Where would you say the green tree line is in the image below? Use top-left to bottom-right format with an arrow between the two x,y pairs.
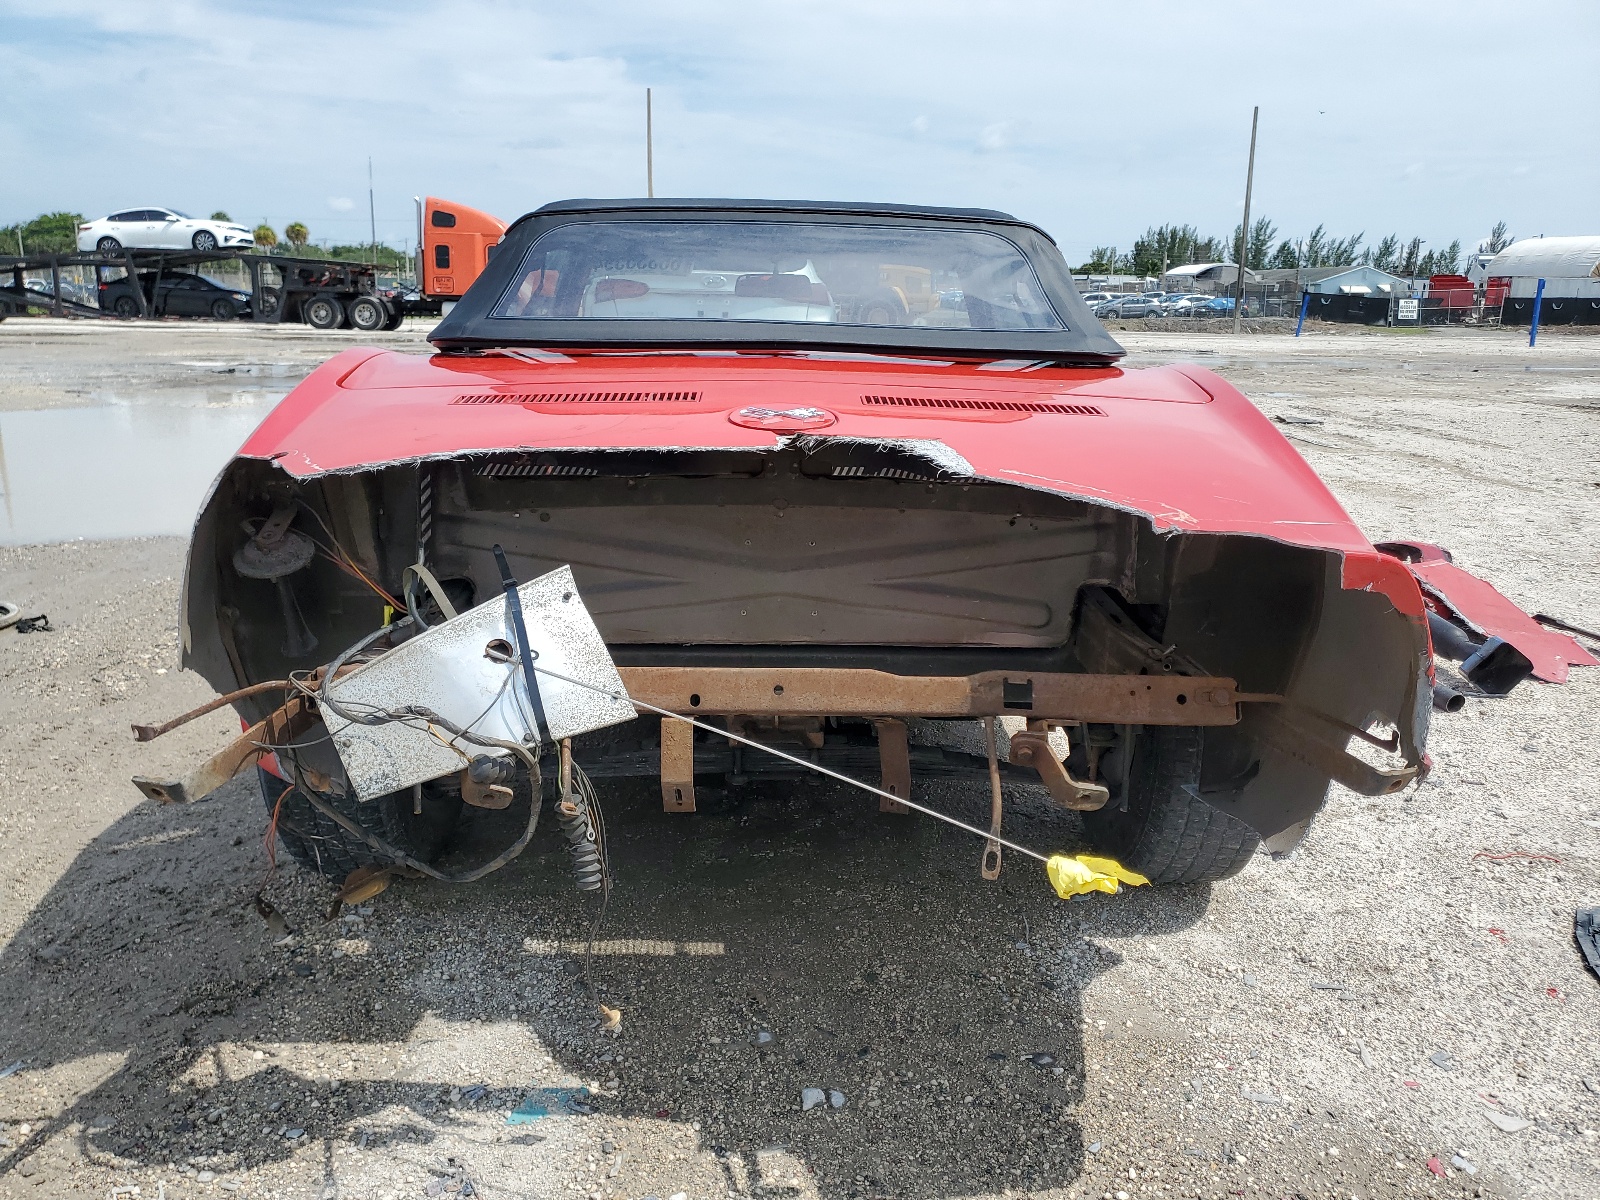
0,211 -> 83,255
1076,218 -> 1516,279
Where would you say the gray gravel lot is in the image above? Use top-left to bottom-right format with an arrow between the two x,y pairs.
1,321 -> 1597,1200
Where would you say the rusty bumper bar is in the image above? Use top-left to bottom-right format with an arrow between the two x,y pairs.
132,695 -> 315,805
615,667 -> 1245,724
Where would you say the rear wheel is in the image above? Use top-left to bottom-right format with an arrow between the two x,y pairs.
345,294 -> 387,332
259,767 -> 462,879
1080,726 -> 1260,884
858,290 -> 906,325
112,294 -> 140,318
303,294 -> 343,329
97,236 -> 123,256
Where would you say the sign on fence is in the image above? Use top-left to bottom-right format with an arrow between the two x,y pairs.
1396,298 -> 1419,322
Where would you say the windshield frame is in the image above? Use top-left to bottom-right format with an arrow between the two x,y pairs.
430,201 -> 1124,364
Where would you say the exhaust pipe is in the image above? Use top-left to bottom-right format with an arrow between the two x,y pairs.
1432,683 -> 1466,713
1426,611 -> 1534,696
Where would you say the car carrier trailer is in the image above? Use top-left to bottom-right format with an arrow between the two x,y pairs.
0,245 -> 403,330
3,195 -> 506,327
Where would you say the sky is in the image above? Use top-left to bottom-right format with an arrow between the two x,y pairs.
3,1 -> 1597,264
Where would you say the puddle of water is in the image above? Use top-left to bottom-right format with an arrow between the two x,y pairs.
0,392 -> 283,545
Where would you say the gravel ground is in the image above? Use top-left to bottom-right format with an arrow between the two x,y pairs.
1,322 -> 1597,1200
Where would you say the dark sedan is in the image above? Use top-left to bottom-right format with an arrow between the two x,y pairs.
98,271 -> 253,320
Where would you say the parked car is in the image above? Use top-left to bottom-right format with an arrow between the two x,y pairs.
159,197 -> 1592,900
1094,294 -> 1164,318
1160,294 -> 1209,317
78,209 -> 256,255
98,271 -> 252,319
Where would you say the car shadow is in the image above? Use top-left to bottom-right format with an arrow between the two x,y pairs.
0,771 -> 1211,1198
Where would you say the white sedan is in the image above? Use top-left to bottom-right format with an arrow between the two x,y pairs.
77,208 -> 256,255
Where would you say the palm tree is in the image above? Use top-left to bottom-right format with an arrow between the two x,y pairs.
253,225 -> 278,250
284,222 -> 310,249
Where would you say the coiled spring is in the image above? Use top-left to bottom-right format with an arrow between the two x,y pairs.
556,756 -> 606,892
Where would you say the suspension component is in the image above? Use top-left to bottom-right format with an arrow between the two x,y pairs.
555,739 -> 605,891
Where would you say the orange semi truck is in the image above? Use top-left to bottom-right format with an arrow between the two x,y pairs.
414,195 -> 507,315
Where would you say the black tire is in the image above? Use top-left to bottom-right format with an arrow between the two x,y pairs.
382,304 -> 405,331
97,236 -> 123,256
111,294 -> 140,318
210,298 -> 235,320
192,229 -> 218,252
258,767 -> 462,880
1080,726 -> 1259,884
259,286 -> 281,318
345,294 -> 387,332
303,294 -> 343,329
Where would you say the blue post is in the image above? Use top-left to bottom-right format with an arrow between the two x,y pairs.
1294,291 -> 1310,337
1528,278 -> 1546,347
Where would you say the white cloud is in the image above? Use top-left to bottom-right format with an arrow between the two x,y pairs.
326,197 -> 355,212
1,0 -> 1596,261
978,122 -> 1009,153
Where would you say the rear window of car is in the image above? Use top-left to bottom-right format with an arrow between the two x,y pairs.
491,219 -> 1064,331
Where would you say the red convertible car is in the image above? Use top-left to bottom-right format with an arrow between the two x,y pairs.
167,200 -> 1594,887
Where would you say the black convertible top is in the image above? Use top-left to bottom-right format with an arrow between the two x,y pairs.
430,199 -> 1124,364
528,197 -> 1027,226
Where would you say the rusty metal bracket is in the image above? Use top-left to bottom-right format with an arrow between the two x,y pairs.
132,695 -> 313,805
1252,704 -> 1418,797
459,769 -> 514,810
660,716 -> 696,812
1008,729 -> 1110,811
874,718 -> 912,814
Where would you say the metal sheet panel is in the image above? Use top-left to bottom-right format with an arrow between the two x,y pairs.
324,566 -> 636,800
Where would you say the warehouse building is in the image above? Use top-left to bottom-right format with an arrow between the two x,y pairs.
1484,236 -> 1600,325
1158,262 -> 1259,294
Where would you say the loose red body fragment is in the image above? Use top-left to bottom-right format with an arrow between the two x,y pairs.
1407,558 -> 1598,683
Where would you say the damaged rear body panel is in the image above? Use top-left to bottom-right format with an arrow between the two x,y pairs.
168,200 -> 1592,886
186,350 -> 1433,855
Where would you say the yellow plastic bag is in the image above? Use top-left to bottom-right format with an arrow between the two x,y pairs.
1045,854 -> 1150,899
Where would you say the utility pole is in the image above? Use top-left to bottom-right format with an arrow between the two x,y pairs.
646,88 -> 655,198
368,157 -> 377,266
1234,105 -> 1258,335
